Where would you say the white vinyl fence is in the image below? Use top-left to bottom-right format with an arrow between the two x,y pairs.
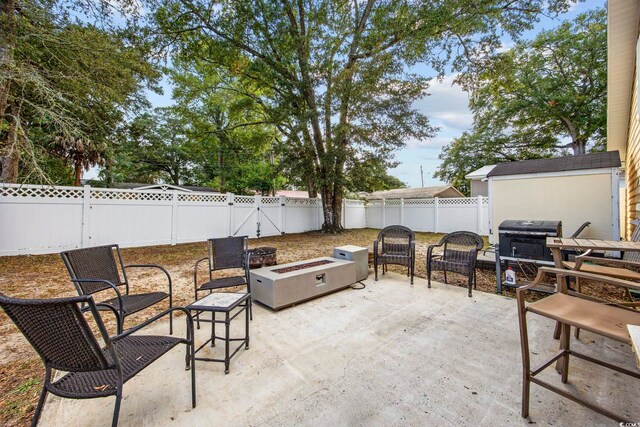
0,184 -> 366,255
0,184 -> 487,256
365,196 -> 489,235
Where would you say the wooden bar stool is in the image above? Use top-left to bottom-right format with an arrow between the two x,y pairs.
517,267 -> 640,422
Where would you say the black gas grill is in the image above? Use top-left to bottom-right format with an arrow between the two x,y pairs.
498,220 -> 562,262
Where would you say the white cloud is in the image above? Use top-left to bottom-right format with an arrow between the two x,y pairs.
386,74 -> 473,187
413,74 -> 473,132
404,135 -> 453,150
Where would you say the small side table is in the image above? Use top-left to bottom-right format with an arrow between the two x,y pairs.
187,292 -> 250,374
333,245 -> 368,281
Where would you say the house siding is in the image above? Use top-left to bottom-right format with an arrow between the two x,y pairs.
627,68 -> 640,239
489,173 -> 615,244
470,180 -> 488,197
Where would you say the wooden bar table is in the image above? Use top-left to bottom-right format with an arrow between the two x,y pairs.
546,237 -> 640,260
546,237 -> 640,290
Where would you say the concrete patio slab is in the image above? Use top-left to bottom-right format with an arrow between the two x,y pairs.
40,273 -> 640,426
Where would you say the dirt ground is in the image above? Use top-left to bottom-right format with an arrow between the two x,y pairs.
0,229 -> 634,426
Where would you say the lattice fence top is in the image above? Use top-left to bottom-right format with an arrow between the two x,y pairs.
91,189 -> 173,201
0,185 -> 83,199
385,199 -> 401,206
368,200 -> 383,205
178,193 -> 227,203
262,197 -> 280,205
344,199 -> 365,205
286,197 -> 319,205
438,197 -> 478,205
404,198 -> 435,205
234,195 -> 255,205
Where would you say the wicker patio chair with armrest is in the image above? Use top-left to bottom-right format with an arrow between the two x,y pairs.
194,236 -> 252,325
374,225 -> 416,284
0,293 -> 195,427
61,245 -> 173,334
427,231 -> 484,297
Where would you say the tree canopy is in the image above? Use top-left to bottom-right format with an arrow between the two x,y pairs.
436,8 -> 606,192
0,0 -> 160,184
147,0 -> 574,231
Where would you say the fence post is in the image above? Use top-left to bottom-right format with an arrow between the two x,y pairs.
382,198 -> 386,228
434,197 -> 439,232
342,199 -> 346,229
280,195 -> 286,234
400,198 -> 404,226
227,193 -> 234,237
81,185 -> 91,248
477,195 -> 483,234
171,190 -> 178,245
255,194 -> 262,238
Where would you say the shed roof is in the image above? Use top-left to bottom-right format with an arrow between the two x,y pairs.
465,165 -> 496,180
487,151 -> 621,178
365,185 -> 464,200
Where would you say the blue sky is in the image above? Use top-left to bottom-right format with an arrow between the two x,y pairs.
392,0 -> 606,187
103,0 -> 606,187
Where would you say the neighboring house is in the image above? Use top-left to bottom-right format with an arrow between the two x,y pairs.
274,190 -> 318,198
608,0 -> 640,239
486,152 -> 622,244
364,185 -> 464,200
465,165 -> 496,197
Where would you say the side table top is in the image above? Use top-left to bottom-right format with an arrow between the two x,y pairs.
334,245 -> 367,252
188,292 -> 249,311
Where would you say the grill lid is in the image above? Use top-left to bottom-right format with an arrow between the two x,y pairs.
498,220 -> 561,234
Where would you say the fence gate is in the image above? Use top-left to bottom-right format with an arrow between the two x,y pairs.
231,195 -> 284,237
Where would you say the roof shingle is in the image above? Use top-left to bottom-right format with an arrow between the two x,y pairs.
487,151 -> 621,178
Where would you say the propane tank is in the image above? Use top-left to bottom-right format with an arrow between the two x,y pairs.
505,266 -> 516,286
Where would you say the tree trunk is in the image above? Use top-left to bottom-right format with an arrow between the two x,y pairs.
0,0 -> 16,115
73,160 -> 82,186
217,150 -> 224,191
572,139 -> 586,155
0,149 -> 18,182
0,0 -> 17,182
320,196 -> 343,232
319,163 -> 343,233
307,182 -> 317,198
0,103 -> 19,183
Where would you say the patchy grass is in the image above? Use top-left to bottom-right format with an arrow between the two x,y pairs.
0,228 -> 631,426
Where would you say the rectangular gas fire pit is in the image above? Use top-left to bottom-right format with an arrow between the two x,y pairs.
250,257 -> 356,309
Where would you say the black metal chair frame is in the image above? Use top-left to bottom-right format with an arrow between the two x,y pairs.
61,244 -> 173,334
374,225 -> 416,284
193,236 -> 252,327
426,231 -> 484,297
0,293 -> 195,427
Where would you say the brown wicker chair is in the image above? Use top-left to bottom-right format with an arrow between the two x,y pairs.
374,225 -> 416,284
0,293 -> 195,427
427,231 -> 484,297
61,245 -> 173,334
194,236 -> 252,325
